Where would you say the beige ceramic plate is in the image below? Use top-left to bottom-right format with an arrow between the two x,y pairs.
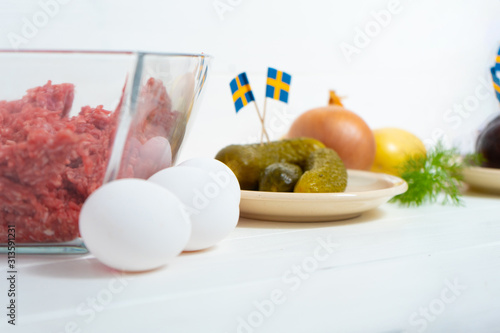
463,167 -> 500,194
240,170 -> 407,222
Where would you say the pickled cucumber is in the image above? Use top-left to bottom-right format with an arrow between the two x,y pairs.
294,148 -> 347,193
259,163 -> 302,192
215,138 -> 325,190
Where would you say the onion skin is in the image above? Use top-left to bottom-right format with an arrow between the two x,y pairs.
286,92 -> 375,170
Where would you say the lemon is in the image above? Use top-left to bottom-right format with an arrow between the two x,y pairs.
371,128 -> 426,176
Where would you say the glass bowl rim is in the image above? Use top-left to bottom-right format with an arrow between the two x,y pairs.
0,49 -> 212,59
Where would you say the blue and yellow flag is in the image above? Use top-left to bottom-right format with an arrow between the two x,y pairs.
230,73 -> 255,113
492,67 -> 500,103
496,47 -> 500,72
266,68 -> 292,103
493,46 -> 500,103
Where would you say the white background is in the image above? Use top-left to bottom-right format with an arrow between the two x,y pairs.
0,0 -> 499,160
1,3 -> 500,333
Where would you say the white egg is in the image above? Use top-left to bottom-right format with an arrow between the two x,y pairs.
79,179 -> 191,272
178,157 -> 241,205
148,166 -> 239,251
140,136 -> 172,170
133,136 -> 172,179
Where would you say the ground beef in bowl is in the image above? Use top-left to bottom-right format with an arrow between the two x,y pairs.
0,81 -> 118,243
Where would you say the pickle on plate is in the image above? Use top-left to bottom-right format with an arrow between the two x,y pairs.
294,147 -> 347,193
259,162 -> 303,192
215,138 -> 324,190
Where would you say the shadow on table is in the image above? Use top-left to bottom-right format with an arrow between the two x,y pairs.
22,256 -> 150,279
463,187 -> 500,198
236,207 -> 386,229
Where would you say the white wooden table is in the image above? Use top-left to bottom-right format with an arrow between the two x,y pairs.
2,191 -> 500,333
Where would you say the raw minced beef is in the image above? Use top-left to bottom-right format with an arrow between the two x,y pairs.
0,78 -> 180,243
0,81 -> 118,243
118,78 -> 180,178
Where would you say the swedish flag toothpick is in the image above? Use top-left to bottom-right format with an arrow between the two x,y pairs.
492,68 -> 500,103
492,46 -> 500,103
230,72 -> 269,142
266,68 -> 292,103
230,73 -> 255,113
495,46 -> 500,72
229,68 -> 292,144
261,67 -> 292,142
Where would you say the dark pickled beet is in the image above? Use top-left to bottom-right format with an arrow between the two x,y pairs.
476,115 -> 500,168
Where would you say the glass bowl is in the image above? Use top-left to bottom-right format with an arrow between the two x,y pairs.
0,50 -> 211,253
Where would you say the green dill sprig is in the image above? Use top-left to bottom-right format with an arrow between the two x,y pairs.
390,142 -> 482,207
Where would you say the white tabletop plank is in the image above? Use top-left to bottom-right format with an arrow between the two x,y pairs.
2,192 -> 500,333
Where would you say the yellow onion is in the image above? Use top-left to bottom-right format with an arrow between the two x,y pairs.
287,91 -> 375,170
